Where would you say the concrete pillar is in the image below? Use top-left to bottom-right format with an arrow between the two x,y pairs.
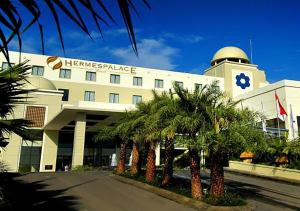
72,113 -> 86,169
39,130 -> 59,172
155,143 -> 160,166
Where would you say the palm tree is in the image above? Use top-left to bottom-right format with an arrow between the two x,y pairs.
0,61 -> 34,146
205,96 -> 265,198
150,90 -> 178,186
94,113 -> 132,174
135,101 -> 159,183
172,81 -> 235,200
172,83 -> 213,199
127,110 -> 144,176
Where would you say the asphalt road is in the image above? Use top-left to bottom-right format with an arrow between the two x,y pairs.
6,171 -> 195,211
175,170 -> 300,211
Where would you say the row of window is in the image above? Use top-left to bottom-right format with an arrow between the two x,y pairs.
1,62 -> 210,90
58,89 -> 142,104
1,62 -> 197,89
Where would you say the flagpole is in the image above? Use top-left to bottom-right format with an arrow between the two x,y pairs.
261,101 -> 266,135
290,104 -> 295,139
275,91 -> 281,137
250,39 -> 253,63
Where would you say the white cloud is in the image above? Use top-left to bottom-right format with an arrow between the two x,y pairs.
8,37 -> 40,53
162,32 -> 204,44
110,38 -> 180,70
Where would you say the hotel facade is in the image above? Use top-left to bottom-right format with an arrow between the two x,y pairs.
1,47 -> 299,172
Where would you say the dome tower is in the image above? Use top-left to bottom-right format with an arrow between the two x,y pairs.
211,46 -> 250,66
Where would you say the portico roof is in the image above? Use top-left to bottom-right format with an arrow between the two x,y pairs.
43,102 -> 136,131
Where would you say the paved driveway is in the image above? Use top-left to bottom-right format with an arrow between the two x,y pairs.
5,171 -> 195,211
175,170 -> 300,211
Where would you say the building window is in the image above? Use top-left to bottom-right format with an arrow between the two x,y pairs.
175,81 -> 183,88
1,62 -> 15,69
84,91 -> 95,102
25,106 -> 46,128
195,83 -> 202,90
132,95 -> 142,105
109,93 -> 119,103
110,74 -> 120,84
58,89 -> 69,101
212,85 -> 220,92
86,71 -> 96,81
133,77 -> 142,86
59,68 -> 71,79
155,79 -> 164,88
32,66 -> 44,76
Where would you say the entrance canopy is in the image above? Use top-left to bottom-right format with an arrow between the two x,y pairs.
44,101 -> 136,131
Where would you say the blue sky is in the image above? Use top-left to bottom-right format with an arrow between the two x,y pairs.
8,0 -> 300,82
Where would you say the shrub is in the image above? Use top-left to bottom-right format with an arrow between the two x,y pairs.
204,189 -> 246,206
72,165 -> 94,171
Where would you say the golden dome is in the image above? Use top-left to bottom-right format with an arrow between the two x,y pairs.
211,46 -> 250,66
240,151 -> 255,159
24,77 -> 57,90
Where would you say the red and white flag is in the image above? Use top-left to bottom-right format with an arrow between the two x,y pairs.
275,92 -> 287,121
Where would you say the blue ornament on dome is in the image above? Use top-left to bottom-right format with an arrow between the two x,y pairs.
236,73 -> 250,89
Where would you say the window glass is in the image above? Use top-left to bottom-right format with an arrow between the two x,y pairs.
84,91 -> 95,101
132,95 -> 142,104
133,77 -> 142,86
195,83 -> 202,90
86,71 -> 96,81
59,69 -> 71,79
212,85 -> 220,92
1,62 -> 15,69
155,79 -> 164,88
110,74 -> 120,84
109,93 -> 119,103
32,66 -> 44,76
175,81 -> 183,88
58,89 -> 69,101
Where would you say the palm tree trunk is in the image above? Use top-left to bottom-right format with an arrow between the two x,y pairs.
210,155 -> 224,198
146,141 -> 156,183
189,148 -> 202,199
130,141 -> 140,175
116,142 -> 126,174
162,137 -> 174,186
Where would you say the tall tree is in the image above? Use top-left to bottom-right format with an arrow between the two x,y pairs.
137,101 -> 160,183
150,90 -> 178,186
94,113 -> 132,174
205,97 -> 265,198
172,83 -> 213,199
128,110 -> 144,176
172,81 -> 228,199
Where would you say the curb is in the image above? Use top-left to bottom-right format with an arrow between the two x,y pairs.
224,168 -> 300,186
111,174 -> 256,211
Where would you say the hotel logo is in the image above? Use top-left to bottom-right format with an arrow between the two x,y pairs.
46,56 -> 62,70
46,56 -> 137,74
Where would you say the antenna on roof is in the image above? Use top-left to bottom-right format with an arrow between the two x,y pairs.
249,39 -> 253,63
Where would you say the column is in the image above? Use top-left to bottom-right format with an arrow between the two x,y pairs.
39,130 -> 59,172
155,143 -> 160,166
72,113 -> 86,169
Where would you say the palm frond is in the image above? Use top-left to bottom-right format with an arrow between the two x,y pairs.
1,0 -> 150,62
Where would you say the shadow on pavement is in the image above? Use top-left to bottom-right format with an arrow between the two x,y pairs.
175,169 -> 300,210
0,172 -> 79,211
225,180 -> 300,210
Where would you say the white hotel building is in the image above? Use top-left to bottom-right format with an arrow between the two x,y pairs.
0,47 -> 299,172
